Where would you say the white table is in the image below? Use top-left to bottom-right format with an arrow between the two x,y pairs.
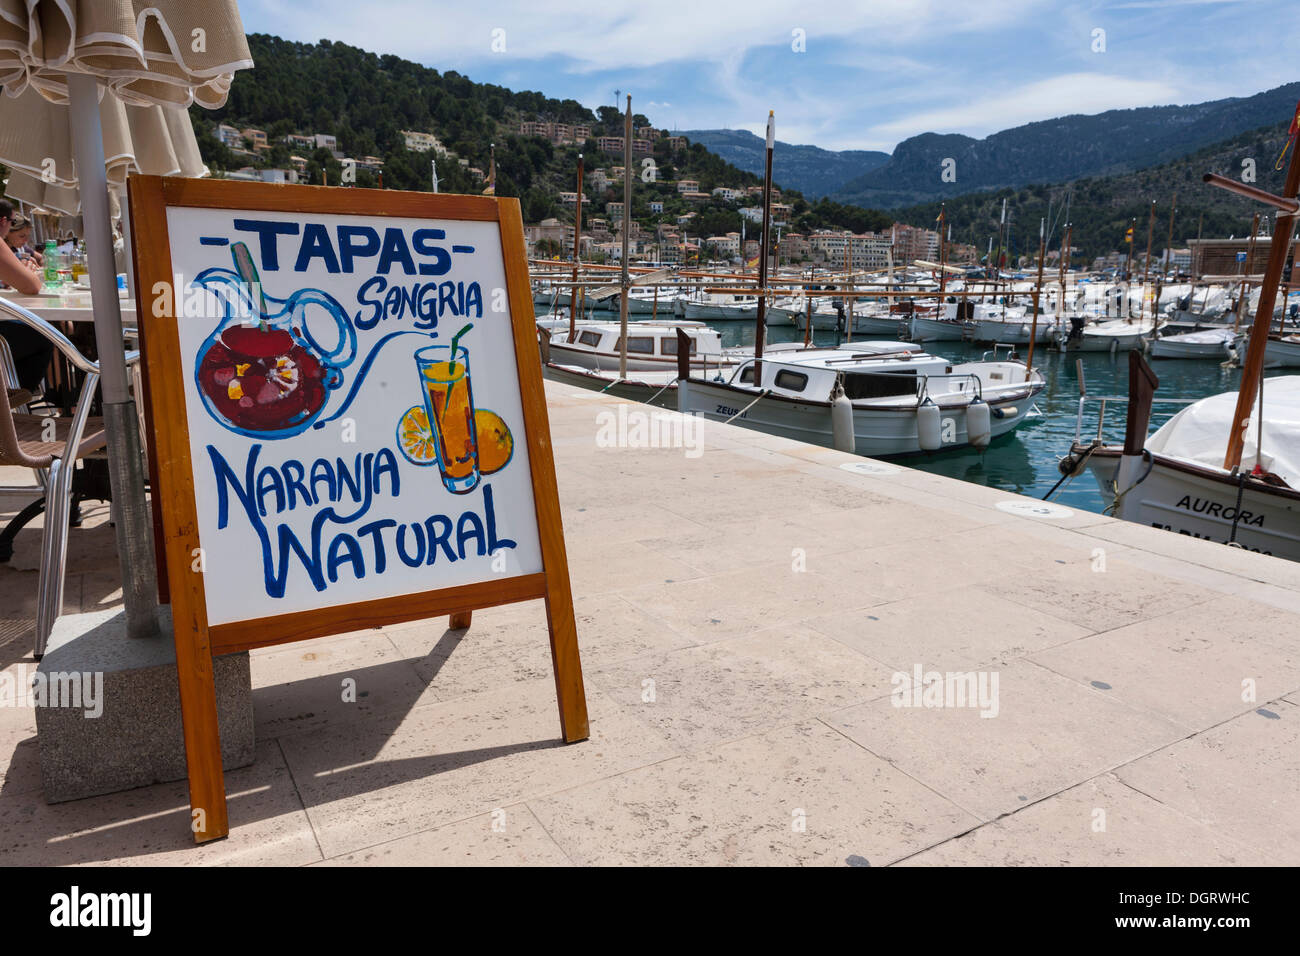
1,290 -> 138,326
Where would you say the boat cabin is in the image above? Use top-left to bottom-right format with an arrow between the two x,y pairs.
726,343 -> 954,402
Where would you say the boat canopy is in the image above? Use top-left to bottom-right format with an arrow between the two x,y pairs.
1145,376 -> 1300,487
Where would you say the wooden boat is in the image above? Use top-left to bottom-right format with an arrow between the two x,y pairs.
1060,120 -> 1300,561
1148,327 -> 1240,360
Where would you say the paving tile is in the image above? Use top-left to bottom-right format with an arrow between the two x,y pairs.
590,625 -> 897,753
830,530 -> 1038,603
975,555 -> 1212,632
530,720 -> 979,866
0,739 -> 320,866
635,513 -> 862,577
314,803 -> 571,866
1030,596 -> 1300,730
899,773 -> 1277,866
277,677 -> 676,859
825,660 -> 1188,821
385,593 -> 695,707
250,630 -> 426,740
1115,700 -> 1300,864
808,584 -> 1096,673
618,563 -> 884,644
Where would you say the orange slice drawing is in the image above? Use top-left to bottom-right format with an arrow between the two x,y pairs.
397,405 -> 438,466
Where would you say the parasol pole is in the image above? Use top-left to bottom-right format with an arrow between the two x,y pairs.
67,73 -> 157,640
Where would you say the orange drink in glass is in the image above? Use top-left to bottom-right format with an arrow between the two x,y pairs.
415,345 -> 480,494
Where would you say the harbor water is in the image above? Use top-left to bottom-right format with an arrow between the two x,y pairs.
709,321 -> 1250,515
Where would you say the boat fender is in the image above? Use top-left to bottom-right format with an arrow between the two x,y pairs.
831,382 -> 856,454
916,398 -> 942,451
966,398 -> 991,449
991,405 -> 1018,420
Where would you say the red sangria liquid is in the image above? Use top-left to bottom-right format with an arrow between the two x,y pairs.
197,324 -> 328,434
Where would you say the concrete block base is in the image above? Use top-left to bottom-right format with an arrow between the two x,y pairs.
35,605 -> 254,804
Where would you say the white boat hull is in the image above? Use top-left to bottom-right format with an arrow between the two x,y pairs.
543,363 -> 679,408
1149,331 -> 1237,360
969,318 -> 1059,344
1264,337 -> 1300,368
684,302 -> 758,320
678,378 -> 1040,458
908,315 -> 968,342
1066,320 -> 1159,352
1084,450 -> 1300,561
852,313 -> 908,337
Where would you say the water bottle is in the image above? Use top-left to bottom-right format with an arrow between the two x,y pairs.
43,240 -> 59,287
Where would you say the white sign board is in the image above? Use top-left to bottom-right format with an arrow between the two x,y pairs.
162,206 -> 543,625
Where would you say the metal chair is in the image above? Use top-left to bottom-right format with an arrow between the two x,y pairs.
0,298 -> 139,657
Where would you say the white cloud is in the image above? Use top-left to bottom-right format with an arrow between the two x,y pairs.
242,0 -> 1049,74
868,73 -> 1183,141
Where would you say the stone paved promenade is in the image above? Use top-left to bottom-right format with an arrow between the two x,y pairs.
1,379 -> 1297,865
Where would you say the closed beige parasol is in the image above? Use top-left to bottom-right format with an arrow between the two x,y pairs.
0,0 -> 253,643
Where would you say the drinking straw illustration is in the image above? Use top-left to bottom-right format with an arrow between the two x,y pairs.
446,322 -> 474,416
231,241 -> 268,330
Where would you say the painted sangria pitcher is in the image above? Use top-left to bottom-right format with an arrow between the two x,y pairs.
192,242 -> 358,439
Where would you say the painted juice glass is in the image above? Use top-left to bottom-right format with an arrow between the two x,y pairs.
415,345 -> 480,494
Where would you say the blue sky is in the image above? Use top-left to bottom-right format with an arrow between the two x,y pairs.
239,0 -> 1296,152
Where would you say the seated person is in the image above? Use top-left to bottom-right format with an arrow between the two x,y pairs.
0,199 -> 52,392
5,214 -> 43,266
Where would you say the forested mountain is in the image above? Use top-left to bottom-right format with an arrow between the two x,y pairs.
190,34 -> 785,236
892,119 -> 1293,263
681,129 -> 889,199
832,82 -> 1300,209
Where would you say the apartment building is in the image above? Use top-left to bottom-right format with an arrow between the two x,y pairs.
705,233 -> 741,256
401,130 -> 440,153
676,179 -> 700,194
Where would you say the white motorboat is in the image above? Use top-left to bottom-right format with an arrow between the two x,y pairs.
675,341 -> 1045,458
1060,317 -> 1160,352
852,307 -> 909,337
965,303 -> 1060,344
1149,327 -> 1239,360
908,307 -> 968,342
542,364 -> 683,408
1263,335 -> 1300,368
541,321 -> 741,374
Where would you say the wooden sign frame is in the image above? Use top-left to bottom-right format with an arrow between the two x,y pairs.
127,176 -> 588,843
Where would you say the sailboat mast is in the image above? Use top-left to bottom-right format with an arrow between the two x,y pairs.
1208,136 -> 1300,470
618,96 -> 633,379
1026,218 -> 1046,373
571,153 -> 584,339
1142,200 -> 1156,317
1234,212 -> 1261,332
754,110 -> 775,373
937,205 -> 947,298
1058,222 -> 1071,315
